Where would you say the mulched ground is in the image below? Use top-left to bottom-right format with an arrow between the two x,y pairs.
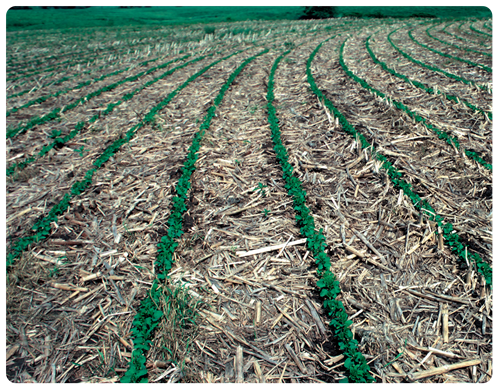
5,17 -> 492,383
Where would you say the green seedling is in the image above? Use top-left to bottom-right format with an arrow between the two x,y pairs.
254,182 -> 267,197
74,145 -> 88,157
49,130 -> 62,138
49,266 -> 59,277
384,339 -> 407,367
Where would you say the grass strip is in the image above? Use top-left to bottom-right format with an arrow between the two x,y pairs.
267,48 -> 374,383
342,38 -> 491,171
428,23 -> 491,57
366,35 -> 491,120
120,48 -> 269,383
307,37 -> 492,288
387,26 -> 490,92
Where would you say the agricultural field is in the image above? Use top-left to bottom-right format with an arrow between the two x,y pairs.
5,13 -> 492,384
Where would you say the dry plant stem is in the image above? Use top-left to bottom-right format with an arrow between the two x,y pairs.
407,359 -> 482,381
236,238 -> 307,257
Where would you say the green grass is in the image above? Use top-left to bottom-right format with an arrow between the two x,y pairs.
6,6 -> 492,32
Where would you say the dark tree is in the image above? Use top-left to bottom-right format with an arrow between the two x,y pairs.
300,6 -> 338,20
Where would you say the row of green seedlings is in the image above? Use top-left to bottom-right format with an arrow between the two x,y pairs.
341,37 -> 492,171
387,26 -> 490,93
6,30 -> 172,80
422,21 -> 494,61
407,25 -> 491,73
6,26 -> 250,100
365,34 -> 491,120
5,22 -> 360,177
5,54 -> 191,142
6,48 -> 249,270
6,45 -> 127,80
120,48 -> 269,383
6,49 -> 203,139
6,30 -> 164,70
6,23 -> 260,81
6,19 -> 324,81
1,44 -> 268,383
468,22 -> 492,38
6,50 -> 189,117
6,32 -> 288,176
5,25 -> 350,384
120,21 -> 376,384
7,38 -> 189,100
440,21 -> 493,47
444,20 -> 490,48
7,47 -> 136,83
7,46 -> 87,69
5,24 -> 308,118
482,22 -> 495,32
6,21 -> 260,69
5,27 -> 286,140
455,22 -> 494,47
7,15 -> 376,86
6,23 -> 282,110
307,37 -> 492,289
7,16 -> 368,98
267,49 -> 374,383
6,53 -> 211,177
9,60 -> 125,100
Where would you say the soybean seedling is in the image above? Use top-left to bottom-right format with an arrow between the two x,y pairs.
254,182 -> 267,197
49,130 -> 62,138
74,145 -> 88,157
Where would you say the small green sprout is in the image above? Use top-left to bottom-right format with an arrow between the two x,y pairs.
49,266 -> 59,277
254,182 -> 267,197
49,130 -> 62,139
74,145 -> 88,157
